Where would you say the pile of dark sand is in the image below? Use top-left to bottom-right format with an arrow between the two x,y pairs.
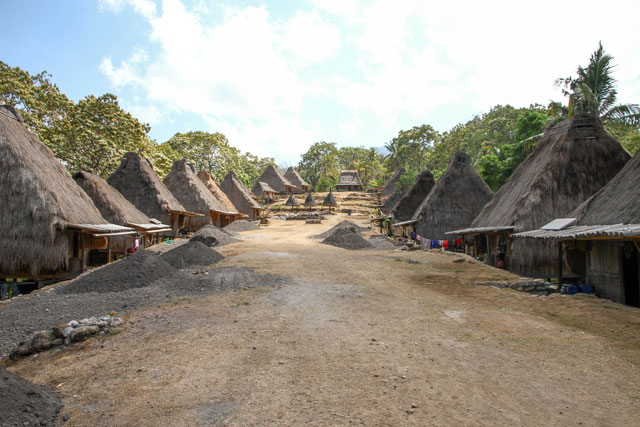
224,220 -> 261,232
59,250 -> 176,294
159,241 -> 225,269
322,228 -> 373,250
314,220 -> 368,239
0,367 -> 62,426
190,225 -> 238,247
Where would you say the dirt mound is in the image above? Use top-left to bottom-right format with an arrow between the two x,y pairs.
156,266 -> 286,295
314,220 -> 368,239
0,367 -> 62,426
224,220 -> 261,232
322,228 -> 373,250
159,241 -> 225,269
190,225 -> 238,247
59,250 -> 176,294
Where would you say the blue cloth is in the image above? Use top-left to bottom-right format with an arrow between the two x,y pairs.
430,240 -> 438,249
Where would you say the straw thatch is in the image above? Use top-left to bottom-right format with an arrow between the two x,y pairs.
391,170 -> 436,222
336,170 -> 363,191
381,167 -> 406,198
251,181 -> 277,202
471,114 -> 630,276
163,160 -> 231,230
196,171 -> 239,213
0,105 -> 109,277
255,164 -> 297,194
220,171 -> 263,220
285,194 -> 300,207
413,152 -> 493,240
284,167 -> 310,193
304,191 -> 316,207
571,148 -> 640,225
107,152 -> 188,224
323,189 -> 337,207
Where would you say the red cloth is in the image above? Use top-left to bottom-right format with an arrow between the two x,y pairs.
456,238 -> 462,246
443,240 -> 449,248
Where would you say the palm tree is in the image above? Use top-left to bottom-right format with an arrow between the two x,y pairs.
555,42 -> 639,125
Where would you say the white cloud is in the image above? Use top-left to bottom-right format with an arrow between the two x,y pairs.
101,0 -> 640,163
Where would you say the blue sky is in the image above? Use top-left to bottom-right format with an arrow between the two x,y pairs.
2,0 -> 639,164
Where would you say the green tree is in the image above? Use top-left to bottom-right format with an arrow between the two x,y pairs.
555,42 -> 639,125
297,142 -> 340,190
384,124 -> 438,172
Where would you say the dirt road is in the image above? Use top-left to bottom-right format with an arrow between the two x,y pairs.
6,214 -> 640,426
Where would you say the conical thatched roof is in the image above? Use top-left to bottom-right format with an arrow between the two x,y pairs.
255,164 -> 297,193
304,191 -> 316,207
413,152 -> 493,240
285,167 -> 309,191
251,181 -> 277,198
571,148 -> 640,225
220,171 -> 263,220
323,189 -> 337,207
471,114 -> 630,276
0,105 -> 110,277
337,170 -> 363,188
108,152 -> 190,223
391,170 -> 436,222
285,194 -> 300,206
74,171 -> 152,226
381,167 -> 406,198
196,171 -> 239,214
163,160 -> 231,230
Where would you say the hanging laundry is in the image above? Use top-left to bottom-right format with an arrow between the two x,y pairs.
443,240 -> 449,249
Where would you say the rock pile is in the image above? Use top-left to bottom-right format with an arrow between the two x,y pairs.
159,241 -> 225,269
59,250 -> 176,294
474,279 -> 556,296
322,228 -> 374,250
9,314 -> 124,360
314,220 -> 367,239
190,225 -> 238,247
224,220 -> 261,232
0,366 -> 62,427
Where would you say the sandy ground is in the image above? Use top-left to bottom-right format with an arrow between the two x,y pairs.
5,212 -> 640,426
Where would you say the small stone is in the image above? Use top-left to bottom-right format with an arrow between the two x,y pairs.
97,321 -> 108,329
31,330 -> 56,351
62,327 -> 73,338
52,339 -> 64,347
79,318 -> 89,325
62,414 -> 70,422
52,325 -> 67,339
70,325 -> 100,342
9,343 -> 32,360
68,320 -> 79,328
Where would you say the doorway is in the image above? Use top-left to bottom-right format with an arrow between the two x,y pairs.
622,242 -> 639,307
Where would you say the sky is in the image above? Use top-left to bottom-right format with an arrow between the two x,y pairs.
2,0 -> 639,164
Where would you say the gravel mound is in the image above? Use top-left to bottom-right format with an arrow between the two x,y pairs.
322,228 -> 373,250
368,235 -> 401,250
0,366 -> 62,426
314,220 -> 367,239
159,241 -> 225,269
224,220 -> 261,232
58,250 -> 176,294
190,225 -> 238,247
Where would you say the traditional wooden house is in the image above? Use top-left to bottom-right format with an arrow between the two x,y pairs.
108,152 -> 201,235
323,189 -> 338,209
284,167 -> 310,193
336,170 -> 364,192
164,160 -> 245,229
285,193 -> 300,210
255,165 -> 297,194
0,105 -> 135,279
448,114 -> 630,277
220,171 -> 264,220
381,167 -> 406,212
390,170 -> 435,222
251,181 -> 277,203
74,171 -> 171,252
513,149 -> 640,305
406,152 -> 493,241
196,171 -> 245,220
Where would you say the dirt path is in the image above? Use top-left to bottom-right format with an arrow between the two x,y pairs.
6,214 -> 640,426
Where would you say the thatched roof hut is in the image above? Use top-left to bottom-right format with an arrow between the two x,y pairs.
323,189 -> 337,207
336,170 -> 363,192
251,181 -> 277,203
74,171 -> 170,250
108,152 -> 200,234
196,171 -> 240,213
255,165 -> 297,194
285,167 -> 310,193
0,105 -> 134,278
220,171 -> 264,220
413,152 -> 493,241
391,170 -> 436,222
304,191 -> 316,207
465,114 -> 630,277
381,167 -> 406,198
164,160 -> 246,230
285,194 -> 300,208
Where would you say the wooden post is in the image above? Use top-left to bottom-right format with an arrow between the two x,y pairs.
557,240 -> 563,287
107,236 -> 111,263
